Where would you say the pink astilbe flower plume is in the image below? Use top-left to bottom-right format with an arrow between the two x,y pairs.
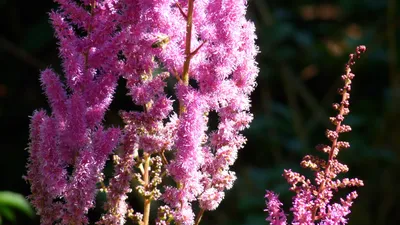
105,0 -> 258,224
26,111 -> 63,225
265,46 -> 366,225
264,191 -> 287,225
90,0 -> 258,223
26,0 -> 123,224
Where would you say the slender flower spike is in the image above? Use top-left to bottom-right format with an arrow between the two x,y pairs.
265,46 -> 366,225
264,191 -> 287,225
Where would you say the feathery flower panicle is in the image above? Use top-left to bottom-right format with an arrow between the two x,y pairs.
265,46 -> 366,225
264,191 -> 287,225
26,0 -> 122,224
113,0 -> 258,224
98,125 -> 139,225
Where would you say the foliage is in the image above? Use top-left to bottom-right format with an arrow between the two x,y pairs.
0,191 -> 34,224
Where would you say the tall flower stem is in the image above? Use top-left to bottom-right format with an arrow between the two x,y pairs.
143,153 -> 151,225
194,208 -> 205,225
179,0 -> 195,115
182,0 -> 194,86
311,67 -> 352,220
83,0 -> 95,70
311,46 -> 366,221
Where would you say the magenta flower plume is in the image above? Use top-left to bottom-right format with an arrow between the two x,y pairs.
26,0 -> 123,224
26,111 -> 63,225
116,0 -> 259,224
264,191 -> 287,225
98,123 -> 139,225
164,86 -> 208,224
264,46 -> 366,225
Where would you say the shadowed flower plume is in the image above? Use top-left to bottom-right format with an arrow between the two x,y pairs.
26,0 -> 122,224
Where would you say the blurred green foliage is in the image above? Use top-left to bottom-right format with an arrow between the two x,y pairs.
1,0 -> 400,224
0,191 -> 34,224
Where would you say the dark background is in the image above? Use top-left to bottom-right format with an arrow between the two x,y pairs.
1,0 -> 399,224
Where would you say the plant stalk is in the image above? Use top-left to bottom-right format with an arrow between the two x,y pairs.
143,153 -> 151,225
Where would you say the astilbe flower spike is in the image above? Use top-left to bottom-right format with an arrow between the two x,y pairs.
265,45 -> 366,225
26,1 -> 123,224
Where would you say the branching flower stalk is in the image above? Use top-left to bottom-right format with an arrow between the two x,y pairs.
264,45 -> 366,225
26,0 -> 259,225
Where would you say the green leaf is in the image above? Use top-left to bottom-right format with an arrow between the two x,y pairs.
0,206 -> 16,223
0,191 -> 34,219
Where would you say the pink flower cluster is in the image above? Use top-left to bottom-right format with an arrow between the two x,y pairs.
26,0 -> 258,225
26,0 -> 123,224
264,46 -> 366,225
